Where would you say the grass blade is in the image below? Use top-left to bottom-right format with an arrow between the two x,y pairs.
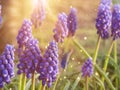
71,74 -> 81,90
94,64 -> 115,90
93,75 -> 105,90
63,80 -> 71,90
72,38 -> 91,58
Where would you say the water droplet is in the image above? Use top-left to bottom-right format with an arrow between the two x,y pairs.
78,62 -> 80,64
45,46 -> 47,49
72,57 -> 75,61
64,76 -> 66,79
77,77 -> 80,80
80,50 -> 82,52
60,78 -> 62,81
84,37 -> 87,40
95,72 -> 98,76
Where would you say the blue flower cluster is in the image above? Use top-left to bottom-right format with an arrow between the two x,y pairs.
16,19 -> 32,48
53,13 -> 68,42
0,44 -> 15,87
96,0 -> 112,39
37,41 -> 59,87
31,0 -> 46,28
81,58 -> 93,77
61,52 -> 69,69
67,7 -> 77,36
111,4 -> 120,40
17,38 -> 42,78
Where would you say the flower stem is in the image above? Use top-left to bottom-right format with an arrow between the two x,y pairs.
114,40 -> 118,90
85,76 -> 88,90
41,85 -> 46,90
22,73 -> 26,90
92,36 -> 101,90
100,41 -> 114,90
103,41 -> 114,75
38,81 -> 42,90
93,36 -> 101,64
18,74 -> 22,90
72,38 -> 91,58
31,72 -> 35,90
53,75 -> 60,90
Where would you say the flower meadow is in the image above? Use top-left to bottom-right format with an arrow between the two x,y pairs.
1,0 -> 120,90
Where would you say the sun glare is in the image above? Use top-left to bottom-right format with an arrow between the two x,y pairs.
32,0 -> 47,7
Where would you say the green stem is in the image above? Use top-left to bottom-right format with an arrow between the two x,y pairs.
86,77 -> 88,90
21,73 -> 27,90
94,64 -> 115,90
31,72 -> 35,90
114,40 -> 118,90
38,81 -> 42,90
41,85 -> 46,90
100,41 -> 114,90
102,41 -> 114,76
53,75 -> 60,90
72,38 -> 91,58
93,36 -> 101,64
18,74 -> 23,90
65,38 -> 71,52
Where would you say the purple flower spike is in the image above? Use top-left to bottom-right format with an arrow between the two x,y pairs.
111,4 -> 120,40
37,41 -> 59,88
96,0 -> 112,39
61,53 -> 68,69
17,38 -> 42,78
81,58 -> 93,77
0,44 -> 15,87
100,0 -> 111,5
31,0 -> 46,28
67,7 -> 77,36
16,19 -> 32,48
53,13 -> 68,43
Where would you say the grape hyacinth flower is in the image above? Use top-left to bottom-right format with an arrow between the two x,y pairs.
16,19 -> 32,48
0,44 -> 15,87
81,58 -> 93,77
61,53 -> 68,69
17,38 -> 42,78
31,0 -> 46,28
37,41 -> 59,87
53,13 -> 68,43
111,4 -> 120,40
96,0 -> 112,39
67,7 -> 77,36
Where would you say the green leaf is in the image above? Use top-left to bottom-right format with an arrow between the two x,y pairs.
63,80 -> 71,90
72,38 -> 91,58
71,74 -> 81,90
112,0 -> 120,4
93,75 -> 105,90
25,79 -> 31,90
25,74 -> 39,90
4,85 -> 9,90
94,64 -> 115,90
38,81 -> 42,90
109,57 -> 120,83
